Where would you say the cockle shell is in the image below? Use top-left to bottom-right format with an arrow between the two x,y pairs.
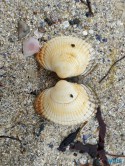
36,36 -> 95,78
34,80 -> 97,125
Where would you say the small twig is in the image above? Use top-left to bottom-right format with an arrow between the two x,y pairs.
82,64 -> 98,78
76,121 -> 88,139
106,152 -> 125,158
86,0 -> 94,16
0,135 -> 21,143
99,56 -> 125,83
80,0 -> 94,16
0,135 -> 26,153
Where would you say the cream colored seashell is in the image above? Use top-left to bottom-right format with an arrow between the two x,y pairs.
36,36 -> 95,78
34,80 -> 97,125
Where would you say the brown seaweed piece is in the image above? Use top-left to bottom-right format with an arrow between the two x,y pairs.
96,107 -> 110,166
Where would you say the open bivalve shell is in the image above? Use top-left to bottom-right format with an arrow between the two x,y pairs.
36,36 -> 95,78
34,80 -> 97,125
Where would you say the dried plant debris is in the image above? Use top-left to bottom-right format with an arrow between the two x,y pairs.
18,20 -> 30,40
58,127 -> 80,152
99,56 -> 125,83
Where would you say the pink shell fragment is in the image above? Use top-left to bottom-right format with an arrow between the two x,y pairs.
23,37 -> 40,57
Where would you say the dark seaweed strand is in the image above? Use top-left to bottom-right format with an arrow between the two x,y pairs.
99,55 -> 125,83
96,107 -> 110,166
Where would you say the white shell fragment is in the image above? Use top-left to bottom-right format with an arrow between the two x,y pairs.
34,80 -> 97,125
23,37 -> 40,57
36,36 -> 95,78
34,29 -> 43,39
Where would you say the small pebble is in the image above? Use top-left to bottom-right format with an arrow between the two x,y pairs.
73,153 -> 77,156
48,144 -> 54,149
61,21 -> 70,29
44,18 -> 54,26
0,69 -> 6,76
30,90 -> 38,96
117,20 -> 123,26
102,38 -> 107,42
89,29 -> 94,34
38,27 -> 46,33
50,12 -> 60,23
86,138 -> 97,144
33,11 -> 37,15
79,158 -> 86,164
18,20 -> 30,40
69,18 -> 80,25
40,37 -> 48,42
0,40 -> 4,47
83,30 -> 88,36
95,34 -> 102,41
8,35 -> 16,42
39,20 -> 46,27
82,134 -> 91,143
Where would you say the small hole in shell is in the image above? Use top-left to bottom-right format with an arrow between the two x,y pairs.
71,44 -> 75,47
70,94 -> 73,98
